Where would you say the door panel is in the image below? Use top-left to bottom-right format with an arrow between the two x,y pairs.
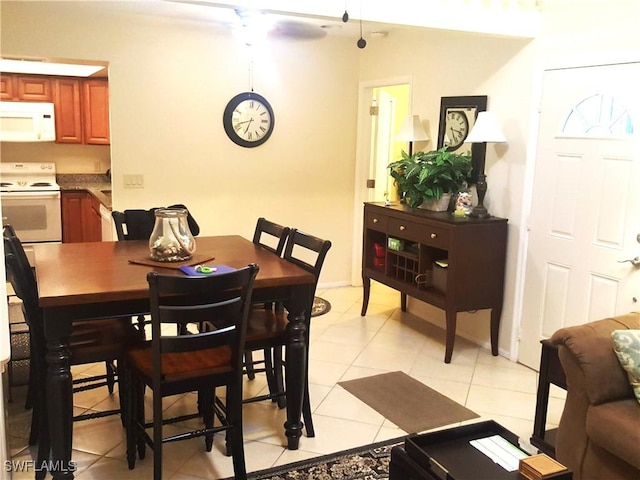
519,62 -> 640,369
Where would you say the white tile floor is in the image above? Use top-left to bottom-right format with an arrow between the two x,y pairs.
6,283 -> 567,479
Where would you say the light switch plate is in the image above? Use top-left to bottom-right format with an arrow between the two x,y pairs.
123,174 -> 144,188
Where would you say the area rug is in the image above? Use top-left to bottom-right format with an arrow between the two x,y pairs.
230,436 -> 406,480
338,371 -> 479,433
311,296 -> 331,317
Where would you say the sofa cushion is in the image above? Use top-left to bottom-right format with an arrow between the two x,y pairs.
611,329 -> 640,405
587,398 -> 640,470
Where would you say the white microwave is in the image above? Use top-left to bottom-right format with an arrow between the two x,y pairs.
0,101 -> 56,142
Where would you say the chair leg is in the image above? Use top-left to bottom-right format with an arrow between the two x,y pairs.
227,382 -> 247,480
153,387 -> 163,480
244,350 -> 256,380
34,385 -> 50,480
125,368 -> 137,470
201,389 -> 214,452
28,401 -> 39,446
136,380 -> 146,460
106,360 -> 116,394
273,347 -> 286,409
303,384 -> 315,437
263,348 -> 277,402
117,361 -> 126,428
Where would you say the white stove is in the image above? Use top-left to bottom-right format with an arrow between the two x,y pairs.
0,162 -> 60,193
0,162 -> 62,245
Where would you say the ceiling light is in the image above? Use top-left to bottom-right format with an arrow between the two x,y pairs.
234,8 -> 273,45
0,59 -> 106,77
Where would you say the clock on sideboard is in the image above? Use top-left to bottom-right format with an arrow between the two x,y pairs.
437,95 -> 487,183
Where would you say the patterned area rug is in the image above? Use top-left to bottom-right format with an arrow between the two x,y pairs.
311,296 -> 331,317
243,436 -> 406,480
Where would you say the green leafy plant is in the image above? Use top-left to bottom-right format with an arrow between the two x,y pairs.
388,147 -> 472,208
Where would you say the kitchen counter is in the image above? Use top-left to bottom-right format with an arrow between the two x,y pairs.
57,173 -> 112,210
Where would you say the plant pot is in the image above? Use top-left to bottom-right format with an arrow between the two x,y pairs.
419,193 -> 452,212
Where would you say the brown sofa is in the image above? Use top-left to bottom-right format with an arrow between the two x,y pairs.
550,313 -> 640,480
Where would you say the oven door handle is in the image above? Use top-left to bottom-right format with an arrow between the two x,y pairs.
1,191 -> 61,199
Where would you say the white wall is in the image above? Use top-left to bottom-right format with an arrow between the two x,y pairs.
1,143 -> 111,174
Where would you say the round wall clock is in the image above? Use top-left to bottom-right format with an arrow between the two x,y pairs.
444,109 -> 471,150
223,92 -> 274,148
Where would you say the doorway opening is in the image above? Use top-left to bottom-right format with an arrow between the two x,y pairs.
351,78 -> 412,286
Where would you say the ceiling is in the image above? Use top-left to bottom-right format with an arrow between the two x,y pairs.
1,0 -> 541,74
97,0 -> 542,40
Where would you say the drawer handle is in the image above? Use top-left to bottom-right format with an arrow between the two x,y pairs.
373,218 -> 378,223
399,225 -> 406,231
430,233 -> 437,239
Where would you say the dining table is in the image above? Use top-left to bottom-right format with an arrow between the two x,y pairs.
33,235 -> 315,480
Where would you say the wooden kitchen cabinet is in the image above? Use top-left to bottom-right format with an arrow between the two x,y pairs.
0,75 -> 15,100
361,202 -> 508,363
53,78 -> 83,143
61,191 -> 101,243
53,78 -> 110,145
82,79 -> 110,145
0,74 -> 53,101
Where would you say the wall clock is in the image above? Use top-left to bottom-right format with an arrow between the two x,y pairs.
437,95 -> 487,183
223,91 -> 274,148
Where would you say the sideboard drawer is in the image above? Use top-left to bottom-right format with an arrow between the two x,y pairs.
365,211 -> 388,232
419,224 -> 449,249
388,218 -> 449,248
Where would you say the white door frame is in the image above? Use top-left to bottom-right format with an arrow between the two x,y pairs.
351,76 -> 413,287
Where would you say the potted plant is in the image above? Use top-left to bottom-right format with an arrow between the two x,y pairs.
388,147 -> 472,210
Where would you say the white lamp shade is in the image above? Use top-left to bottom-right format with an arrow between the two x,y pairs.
396,115 -> 429,142
466,111 -> 507,143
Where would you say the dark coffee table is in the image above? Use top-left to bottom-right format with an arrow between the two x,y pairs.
389,420 -> 572,480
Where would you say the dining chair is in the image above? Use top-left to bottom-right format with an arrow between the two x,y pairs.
252,217 -> 290,256
240,229 -> 331,437
113,204 -> 201,335
124,264 -> 259,480
3,232 -> 143,479
112,204 -> 200,241
245,217 -> 291,383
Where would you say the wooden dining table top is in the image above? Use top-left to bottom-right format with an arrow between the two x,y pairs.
33,235 -> 315,308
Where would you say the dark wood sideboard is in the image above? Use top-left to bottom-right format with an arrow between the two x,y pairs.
361,202 -> 508,363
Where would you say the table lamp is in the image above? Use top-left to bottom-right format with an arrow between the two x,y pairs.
397,114 -> 429,156
465,111 -> 506,218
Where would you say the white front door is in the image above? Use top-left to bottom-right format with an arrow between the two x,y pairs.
519,62 -> 640,369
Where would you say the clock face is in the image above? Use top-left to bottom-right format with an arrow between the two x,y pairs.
444,109 -> 471,150
223,92 -> 274,148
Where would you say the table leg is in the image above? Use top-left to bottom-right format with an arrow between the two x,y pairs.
45,326 -> 75,479
361,276 -> 370,316
283,287 -> 310,450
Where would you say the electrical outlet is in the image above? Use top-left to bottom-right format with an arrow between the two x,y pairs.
123,174 -> 144,188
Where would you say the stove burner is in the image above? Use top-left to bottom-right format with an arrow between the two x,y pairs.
31,182 -> 52,187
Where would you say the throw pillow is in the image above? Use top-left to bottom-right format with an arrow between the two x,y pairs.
611,329 -> 640,405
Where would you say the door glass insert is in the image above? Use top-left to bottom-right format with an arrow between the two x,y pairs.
561,93 -> 634,136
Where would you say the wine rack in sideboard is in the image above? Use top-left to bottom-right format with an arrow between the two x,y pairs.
361,202 -> 508,363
